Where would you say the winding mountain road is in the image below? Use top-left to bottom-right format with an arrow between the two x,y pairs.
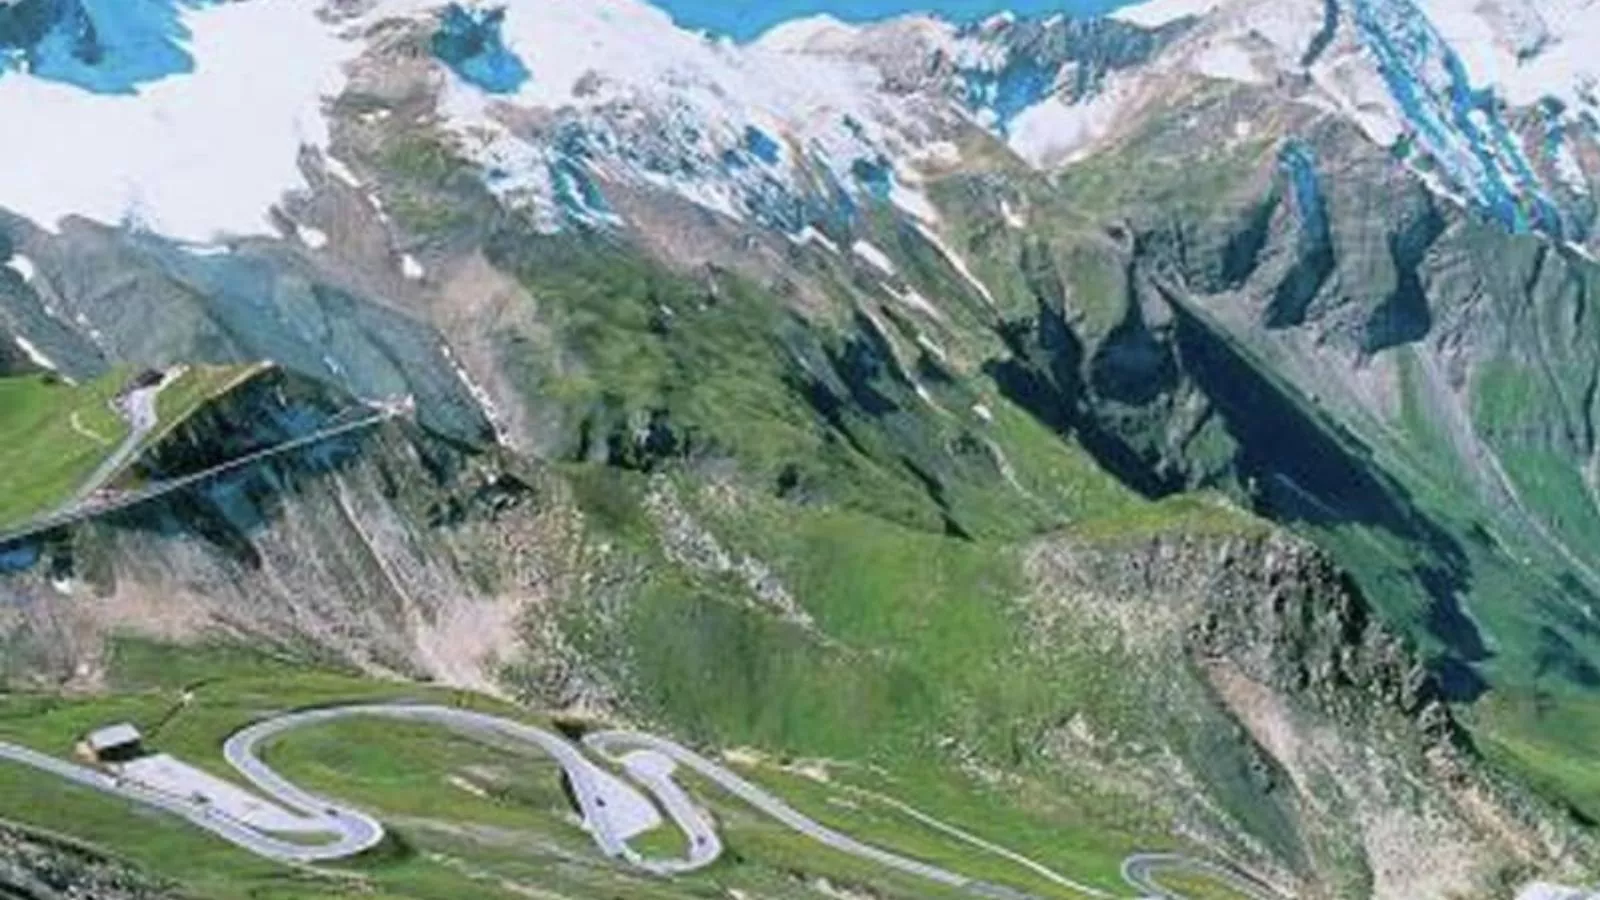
1122,854 -> 1281,900
0,704 -> 1282,899
584,730 -> 979,892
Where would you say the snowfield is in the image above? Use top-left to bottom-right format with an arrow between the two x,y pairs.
0,0 -> 353,242
0,0 -> 1594,249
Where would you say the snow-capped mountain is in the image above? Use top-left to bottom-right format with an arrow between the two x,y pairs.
12,5 -> 1600,898
1,0 -> 1598,248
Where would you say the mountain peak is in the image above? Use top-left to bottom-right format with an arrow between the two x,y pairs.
751,13 -> 863,52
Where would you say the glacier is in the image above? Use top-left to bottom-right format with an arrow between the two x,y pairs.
0,0 -> 352,241
431,3 -> 529,94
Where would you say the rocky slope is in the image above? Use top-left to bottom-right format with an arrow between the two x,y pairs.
1024,528 -> 1591,897
0,366 -> 571,695
0,820 -> 174,900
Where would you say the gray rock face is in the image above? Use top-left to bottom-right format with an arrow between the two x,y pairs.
0,217 -> 493,443
0,821 -> 174,900
1024,527 -> 1594,898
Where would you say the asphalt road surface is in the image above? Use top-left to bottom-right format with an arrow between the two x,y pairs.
0,704 -> 1284,898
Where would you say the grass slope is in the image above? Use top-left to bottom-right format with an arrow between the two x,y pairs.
2,638 -> 1218,900
0,371 -> 130,529
0,363 -> 270,531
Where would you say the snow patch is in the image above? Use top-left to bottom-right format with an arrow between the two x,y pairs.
4,254 -> 35,283
12,336 -> 56,372
1515,883 -> 1600,900
1415,0 -> 1600,111
369,0 -> 959,236
913,222 -> 996,307
0,0 -> 356,241
1007,77 -> 1137,168
296,225 -> 329,250
179,243 -> 231,257
753,15 -> 858,54
793,226 -> 840,253
852,240 -> 897,275
1111,0 -> 1221,28
999,199 -> 1027,229
323,155 -> 362,188
440,342 -> 512,448
1551,135 -> 1591,195
1194,41 -> 1263,84
889,178 -> 941,223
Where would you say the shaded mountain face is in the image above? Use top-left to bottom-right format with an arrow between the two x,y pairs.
5,0 -> 1600,897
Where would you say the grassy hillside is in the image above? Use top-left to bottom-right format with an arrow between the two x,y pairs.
0,638 -> 1261,900
0,371 -> 131,529
0,364 -> 271,531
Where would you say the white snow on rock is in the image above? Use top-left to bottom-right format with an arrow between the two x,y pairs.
889,176 -> 942,223
1193,40 -> 1263,84
12,336 -> 57,372
1517,883 -> 1600,900
1111,0 -> 1222,28
754,14 -> 859,54
4,254 -> 35,283
440,342 -> 512,449
1417,0 -> 1600,111
368,0 -> 955,235
323,154 -> 363,188
1008,75 -> 1141,168
0,0 -> 355,242
401,253 -> 426,279
0,0 -> 1589,261
852,240 -> 897,275
1552,137 -> 1590,195
913,222 -> 996,307
296,224 -> 329,249
179,243 -> 232,257
913,141 -> 962,168
999,199 -> 1027,229
793,226 -> 840,253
